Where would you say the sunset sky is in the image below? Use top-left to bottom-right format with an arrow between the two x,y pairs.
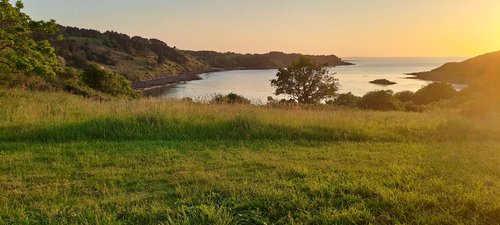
22,0 -> 500,57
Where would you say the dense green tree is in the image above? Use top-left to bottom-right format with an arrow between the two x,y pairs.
330,92 -> 360,106
394,91 -> 415,103
270,57 -> 339,104
186,50 -> 348,69
81,64 -> 138,98
413,82 -> 456,105
0,0 -> 61,87
210,93 -> 251,104
357,90 -> 404,111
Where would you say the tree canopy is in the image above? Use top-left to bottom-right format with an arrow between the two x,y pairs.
0,1 -> 139,98
81,64 -> 138,98
0,0 -> 61,86
330,92 -> 360,107
412,82 -> 456,105
270,57 -> 339,104
357,90 -> 404,111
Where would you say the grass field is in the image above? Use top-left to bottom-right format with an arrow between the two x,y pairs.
0,89 -> 499,224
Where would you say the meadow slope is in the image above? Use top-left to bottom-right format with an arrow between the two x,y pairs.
0,89 -> 499,224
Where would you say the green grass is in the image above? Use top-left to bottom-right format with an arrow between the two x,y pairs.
0,89 -> 499,224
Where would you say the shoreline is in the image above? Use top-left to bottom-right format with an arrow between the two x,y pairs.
132,68 -> 220,90
132,67 -> 283,91
132,63 -> 354,91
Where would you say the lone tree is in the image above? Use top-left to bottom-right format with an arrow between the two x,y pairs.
270,57 -> 338,104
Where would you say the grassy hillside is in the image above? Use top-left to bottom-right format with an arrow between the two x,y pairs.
411,51 -> 500,84
1,89 -> 499,224
54,27 -> 208,81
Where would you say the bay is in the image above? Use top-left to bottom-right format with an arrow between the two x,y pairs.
146,57 -> 466,103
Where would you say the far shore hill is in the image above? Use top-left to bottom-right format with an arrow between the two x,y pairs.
409,50 -> 500,84
54,26 -> 352,90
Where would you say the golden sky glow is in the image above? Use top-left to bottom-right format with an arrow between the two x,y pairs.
23,0 -> 500,57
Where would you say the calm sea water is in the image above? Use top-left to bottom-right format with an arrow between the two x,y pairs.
146,57 -> 466,103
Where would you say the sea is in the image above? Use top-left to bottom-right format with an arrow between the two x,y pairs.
145,57 -> 467,103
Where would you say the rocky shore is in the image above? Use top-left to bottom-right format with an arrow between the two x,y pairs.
132,67 -> 280,90
131,69 -> 222,90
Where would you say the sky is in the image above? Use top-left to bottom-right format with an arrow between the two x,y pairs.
21,0 -> 500,57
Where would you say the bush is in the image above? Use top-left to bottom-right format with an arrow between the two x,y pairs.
81,64 -> 138,98
210,93 -> 251,104
459,88 -> 500,117
0,72 -> 54,91
266,97 -> 299,109
395,91 -> 414,103
413,83 -> 456,105
357,90 -> 404,111
404,101 -> 425,112
330,92 -> 360,107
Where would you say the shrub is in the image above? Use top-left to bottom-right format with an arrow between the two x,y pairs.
404,101 -> 425,112
266,97 -> 299,109
180,97 -> 194,103
413,83 -> 456,105
330,92 -> 360,107
395,91 -> 414,103
459,88 -> 500,117
210,93 -> 251,104
357,90 -> 404,111
81,64 -> 138,98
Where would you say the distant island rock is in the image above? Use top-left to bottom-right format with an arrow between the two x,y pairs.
370,79 -> 397,85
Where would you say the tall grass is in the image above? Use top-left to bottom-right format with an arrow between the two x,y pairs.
1,89 -> 498,143
1,89 -> 499,224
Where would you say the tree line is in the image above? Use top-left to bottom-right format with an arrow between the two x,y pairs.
54,26 -> 188,68
184,51 -> 350,69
